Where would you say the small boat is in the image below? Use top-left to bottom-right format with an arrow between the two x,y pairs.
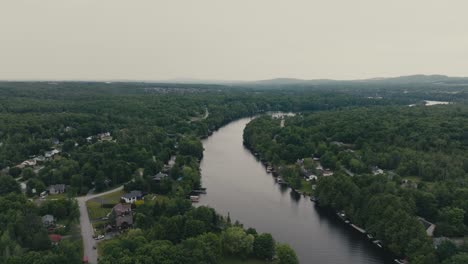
310,196 -> 318,202
367,234 -> 374,240
394,259 -> 405,264
344,220 -> 351,224
276,177 -> 287,185
190,195 -> 200,203
373,240 -> 383,248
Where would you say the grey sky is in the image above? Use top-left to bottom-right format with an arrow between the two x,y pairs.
1,0 -> 467,81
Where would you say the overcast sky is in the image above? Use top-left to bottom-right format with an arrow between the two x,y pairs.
1,0 -> 467,81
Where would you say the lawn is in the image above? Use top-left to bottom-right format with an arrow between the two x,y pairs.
98,190 -> 125,204
86,200 -> 112,220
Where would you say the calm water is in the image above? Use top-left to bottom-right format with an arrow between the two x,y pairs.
199,117 -> 394,264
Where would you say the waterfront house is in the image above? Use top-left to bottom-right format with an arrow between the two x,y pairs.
121,190 -> 143,203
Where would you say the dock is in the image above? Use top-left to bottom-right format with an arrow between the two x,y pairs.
350,224 -> 366,234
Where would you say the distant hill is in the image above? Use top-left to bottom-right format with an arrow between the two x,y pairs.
231,75 -> 468,87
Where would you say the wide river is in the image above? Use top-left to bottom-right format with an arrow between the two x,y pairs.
199,117 -> 394,264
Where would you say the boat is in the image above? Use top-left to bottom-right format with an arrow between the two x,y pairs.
373,240 -> 383,248
310,196 -> 318,202
394,259 -> 405,264
190,195 -> 200,203
276,177 -> 287,185
367,234 -> 374,240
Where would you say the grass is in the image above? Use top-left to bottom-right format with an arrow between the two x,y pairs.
44,193 -> 68,200
299,179 -> 313,195
86,200 -> 112,220
98,190 -> 125,204
220,257 -> 271,264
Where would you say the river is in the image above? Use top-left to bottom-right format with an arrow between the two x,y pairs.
198,116 -> 394,264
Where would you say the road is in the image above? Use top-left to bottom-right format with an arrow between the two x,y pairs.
77,185 -> 124,264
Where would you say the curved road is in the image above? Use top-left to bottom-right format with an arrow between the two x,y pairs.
77,186 -> 123,264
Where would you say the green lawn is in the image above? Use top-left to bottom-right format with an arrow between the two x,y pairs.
299,179 -> 313,195
98,190 -> 125,204
220,257 -> 271,264
86,200 -> 112,220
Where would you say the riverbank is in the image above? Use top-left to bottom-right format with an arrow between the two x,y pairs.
199,117 -> 393,264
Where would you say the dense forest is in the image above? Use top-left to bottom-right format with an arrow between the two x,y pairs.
1,80 -> 468,263
243,105 -> 468,264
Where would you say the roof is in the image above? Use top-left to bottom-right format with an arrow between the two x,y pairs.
121,190 -> 142,199
47,184 -> 66,192
112,203 -> 132,215
42,214 -> 54,222
153,172 -> 168,181
49,234 -> 62,243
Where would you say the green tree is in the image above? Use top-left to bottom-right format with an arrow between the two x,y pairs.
253,233 -> 275,260
221,227 -> 254,258
276,243 -> 299,264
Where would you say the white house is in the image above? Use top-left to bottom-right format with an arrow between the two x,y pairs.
121,190 -> 143,204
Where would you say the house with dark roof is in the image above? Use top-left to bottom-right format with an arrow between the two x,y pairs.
121,190 -> 143,203
152,172 -> 169,182
111,203 -> 133,229
47,184 -> 66,194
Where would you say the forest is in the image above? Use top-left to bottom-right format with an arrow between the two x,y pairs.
243,105 -> 468,264
1,80 -> 467,263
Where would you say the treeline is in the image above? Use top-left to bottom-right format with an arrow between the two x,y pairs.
100,198 -> 297,264
243,105 -> 468,263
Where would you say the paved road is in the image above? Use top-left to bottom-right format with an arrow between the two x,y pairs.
77,186 -> 123,264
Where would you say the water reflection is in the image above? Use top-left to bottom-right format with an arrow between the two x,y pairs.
198,117 -> 393,264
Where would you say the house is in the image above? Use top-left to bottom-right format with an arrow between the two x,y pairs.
98,132 -> 112,141
45,149 -> 60,159
371,166 -> 384,175
322,170 -> 334,177
47,184 -> 66,194
306,175 -> 318,182
111,203 -> 133,229
121,190 -> 143,204
49,234 -> 62,245
34,155 -> 46,163
21,159 -> 37,167
153,172 -> 169,182
42,214 -> 55,227
401,179 -> 418,189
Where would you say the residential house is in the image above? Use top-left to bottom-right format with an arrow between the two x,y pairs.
153,172 -> 169,182
371,166 -> 384,175
111,203 -> 133,229
21,159 -> 37,167
401,179 -> 418,189
45,149 -> 60,159
47,184 -> 66,194
121,190 -> 143,204
42,214 -> 55,227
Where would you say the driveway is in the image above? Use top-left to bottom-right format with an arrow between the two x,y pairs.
77,186 -> 124,264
